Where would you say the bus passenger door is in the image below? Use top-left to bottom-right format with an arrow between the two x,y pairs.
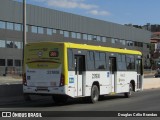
109,57 -> 117,93
74,55 -> 85,96
136,59 -> 143,90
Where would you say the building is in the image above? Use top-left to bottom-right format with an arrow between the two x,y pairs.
135,23 -> 160,69
0,0 -> 151,76
143,23 -> 160,32
150,32 -> 160,69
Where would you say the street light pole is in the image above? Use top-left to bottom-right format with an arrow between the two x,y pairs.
23,0 -> 26,46
22,0 -> 26,75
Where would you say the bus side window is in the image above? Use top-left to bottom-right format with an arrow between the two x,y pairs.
117,54 -> 127,71
68,49 -> 73,70
95,52 -> 106,70
87,51 -> 95,70
105,53 -> 108,70
126,55 -> 135,70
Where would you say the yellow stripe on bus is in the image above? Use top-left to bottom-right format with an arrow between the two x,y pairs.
65,43 -> 141,55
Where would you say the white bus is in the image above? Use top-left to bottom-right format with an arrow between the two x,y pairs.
23,42 -> 143,103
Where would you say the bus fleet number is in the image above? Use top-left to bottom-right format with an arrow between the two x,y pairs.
92,74 -> 100,79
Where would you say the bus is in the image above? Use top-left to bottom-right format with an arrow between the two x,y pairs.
23,42 -> 143,103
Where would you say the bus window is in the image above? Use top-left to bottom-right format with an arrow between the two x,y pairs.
68,49 -> 73,70
95,52 -> 106,70
100,52 -> 106,69
87,51 -> 95,70
117,54 -> 127,71
126,55 -> 135,70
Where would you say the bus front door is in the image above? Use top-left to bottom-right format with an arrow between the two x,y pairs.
74,55 -> 85,96
136,59 -> 143,90
109,57 -> 117,93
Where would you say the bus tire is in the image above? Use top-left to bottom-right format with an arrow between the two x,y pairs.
90,85 -> 99,103
124,83 -> 133,98
23,94 -> 31,101
52,95 -> 68,104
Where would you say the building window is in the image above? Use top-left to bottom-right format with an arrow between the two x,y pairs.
71,32 -> 76,38
6,41 -> 14,48
0,40 -> 5,48
7,22 -> 13,30
102,37 -> 107,42
130,41 -> 134,46
77,33 -> 81,39
53,29 -> 57,34
0,59 -> 5,66
47,28 -> 52,35
111,38 -> 115,43
147,43 -> 150,48
0,21 -> 5,29
31,26 -> 38,33
111,38 -> 119,44
88,34 -> 92,40
134,41 -> 138,46
14,23 -> 21,31
64,31 -> 69,37
15,60 -> 21,66
135,42 -> 143,47
7,59 -> 13,66
38,27 -> 44,34
120,39 -> 126,45
14,42 -> 21,49
139,42 -> 143,47
97,36 -> 101,41
60,30 -> 64,34
93,36 -> 97,41
83,34 -> 87,40
127,41 -> 134,46
22,25 -> 28,32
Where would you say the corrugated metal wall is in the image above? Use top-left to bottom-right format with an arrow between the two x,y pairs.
0,0 -> 151,42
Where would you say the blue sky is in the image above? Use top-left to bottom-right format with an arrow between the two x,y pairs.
15,0 -> 160,25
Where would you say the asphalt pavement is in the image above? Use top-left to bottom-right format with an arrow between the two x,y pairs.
0,88 -> 160,117
0,74 -> 160,108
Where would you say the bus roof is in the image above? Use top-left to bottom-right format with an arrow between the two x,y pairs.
26,42 -> 142,55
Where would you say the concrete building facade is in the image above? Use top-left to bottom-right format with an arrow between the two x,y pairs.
0,0 -> 151,75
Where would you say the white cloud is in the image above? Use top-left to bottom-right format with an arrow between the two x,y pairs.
33,0 -> 98,10
88,10 -> 110,16
31,0 -> 110,16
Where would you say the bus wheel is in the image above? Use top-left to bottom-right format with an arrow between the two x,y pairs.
124,83 -> 133,98
23,94 -> 31,101
90,85 -> 99,103
52,95 -> 68,104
